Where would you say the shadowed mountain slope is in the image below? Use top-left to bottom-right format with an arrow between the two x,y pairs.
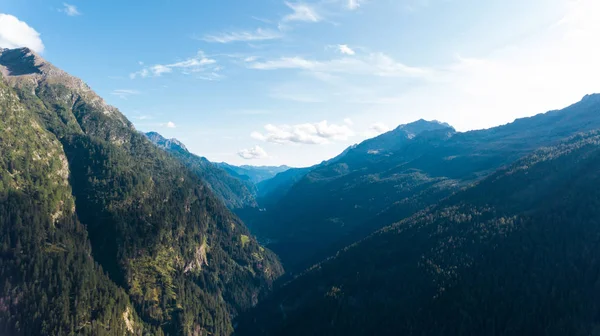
238,129 -> 600,336
0,47 -> 283,335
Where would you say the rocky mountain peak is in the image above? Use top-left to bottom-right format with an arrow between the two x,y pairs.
145,131 -> 189,152
0,47 -> 55,77
395,119 -> 454,135
0,47 -> 130,128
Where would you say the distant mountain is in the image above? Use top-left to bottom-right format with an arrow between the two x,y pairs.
254,141 -> 381,209
350,119 -> 454,157
0,47 -> 282,335
145,131 -> 188,152
249,97 -> 600,272
217,163 -> 291,184
256,167 -> 313,204
238,129 -> 600,335
145,131 -> 258,209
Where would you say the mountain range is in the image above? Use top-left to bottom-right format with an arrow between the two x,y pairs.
237,128 -> 600,335
3,46 -> 600,335
244,94 -> 600,272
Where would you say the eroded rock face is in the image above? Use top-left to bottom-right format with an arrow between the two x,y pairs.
184,239 -> 209,274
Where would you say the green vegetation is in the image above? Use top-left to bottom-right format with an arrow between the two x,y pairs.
0,48 -> 283,335
238,130 -> 600,335
0,73 -> 142,335
146,132 -> 260,210
6,46 -> 600,336
240,235 -> 250,248
246,96 -> 600,273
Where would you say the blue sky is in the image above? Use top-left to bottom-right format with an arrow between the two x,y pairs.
1,0 -> 599,166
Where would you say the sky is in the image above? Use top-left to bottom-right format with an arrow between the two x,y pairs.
1,0 -> 599,167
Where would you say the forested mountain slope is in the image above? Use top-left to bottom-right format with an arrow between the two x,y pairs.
0,64 -> 142,336
254,144 -> 359,207
252,95 -> 600,272
146,131 -> 258,209
238,129 -> 600,336
0,47 -> 282,335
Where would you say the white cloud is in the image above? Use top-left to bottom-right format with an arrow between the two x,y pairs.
248,53 -> 430,78
282,2 -> 321,22
111,89 -> 141,99
130,51 -> 219,79
258,0 -> 600,136
203,28 -> 282,43
370,122 -> 390,134
155,121 -> 176,128
61,3 -> 81,16
169,57 -> 216,69
337,44 -> 355,55
0,14 -> 45,53
348,0 -> 363,10
344,118 -> 353,125
251,120 -> 354,145
150,64 -> 172,76
238,145 -> 269,159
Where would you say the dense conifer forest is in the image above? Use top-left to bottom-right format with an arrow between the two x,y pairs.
3,46 -> 600,336
0,48 -> 282,335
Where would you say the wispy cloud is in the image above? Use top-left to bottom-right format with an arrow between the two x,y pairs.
361,122 -> 391,138
403,0 -> 432,13
347,0 -> 364,10
369,122 -> 390,134
252,16 -> 275,24
251,120 -> 354,145
130,51 -> 220,79
0,14 -> 45,53
61,3 -> 81,16
337,44 -> 355,55
143,121 -> 177,128
202,28 -> 283,43
282,2 -> 321,22
110,89 -> 140,99
238,145 -> 269,159
132,115 -> 153,120
248,53 -> 431,78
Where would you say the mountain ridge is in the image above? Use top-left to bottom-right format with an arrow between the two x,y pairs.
145,131 -> 189,152
245,94 -> 600,273
0,47 -> 283,335
145,131 -> 260,209
238,128 -> 600,335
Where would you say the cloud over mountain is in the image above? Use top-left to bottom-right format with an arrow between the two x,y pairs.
238,145 -> 269,159
0,14 -> 45,53
251,120 -> 354,145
